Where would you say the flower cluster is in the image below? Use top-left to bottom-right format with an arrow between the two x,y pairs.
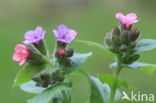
13,25 -> 77,65
12,26 -> 46,65
12,24 -> 77,87
12,12 -> 156,103
105,13 -> 140,64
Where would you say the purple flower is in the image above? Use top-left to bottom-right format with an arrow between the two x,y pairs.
52,24 -> 77,44
23,26 -> 46,44
115,13 -> 139,29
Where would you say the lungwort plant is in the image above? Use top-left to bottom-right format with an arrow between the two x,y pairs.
13,13 -> 156,103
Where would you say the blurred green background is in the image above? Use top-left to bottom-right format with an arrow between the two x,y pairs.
0,0 -> 156,103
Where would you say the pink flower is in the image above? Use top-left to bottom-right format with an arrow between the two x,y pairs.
115,13 -> 138,29
12,44 -> 30,65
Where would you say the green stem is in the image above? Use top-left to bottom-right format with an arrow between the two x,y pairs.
109,54 -> 122,103
61,91 -> 70,103
43,56 -> 54,68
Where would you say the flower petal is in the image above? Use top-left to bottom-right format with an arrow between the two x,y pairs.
19,59 -> 26,65
23,26 -> 45,44
53,30 -> 59,38
23,40 -> 31,44
24,30 -> 34,40
15,44 -> 27,51
35,26 -> 43,33
12,53 -> 21,61
126,13 -> 137,20
58,24 -> 68,36
65,30 -> 77,43
115,13 -> 126,22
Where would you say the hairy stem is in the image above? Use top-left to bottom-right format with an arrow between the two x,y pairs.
109,54 -> 122,103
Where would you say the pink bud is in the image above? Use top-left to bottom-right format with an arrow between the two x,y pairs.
57,49 -> 66,57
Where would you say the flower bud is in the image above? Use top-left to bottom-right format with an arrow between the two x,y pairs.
113,26 -> 120,36
59,58 -> 74,67
66,48 -> 74,58
120,31 -> 129,44
51,69 -> 65,84
31,71 -> 51,88
129,42 -> 137,49
56,49 -> 66,57
63,59 -> 74,67
32,74 -> 42,82
112,27 -> 121,46
132,54 -> 140,61
108,46 -> 121,54
36,82 -> 49,88
105,33 -> 113,47
40,72 -> 50,81
130,29 -> 140,41
119,45 -> 128,52
123,54 -> 140,64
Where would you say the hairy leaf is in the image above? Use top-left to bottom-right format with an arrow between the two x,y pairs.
135,39 -> 156,52
62,52 -> 92,73
75,40 -> 113,54
75,70 -> 122,103
28,84 -> 70,103
89,76 -> 110,103
117,80 -> 134,91
98,74 -> 117,88
127,62 -> 156,75
14,64 -> 46,86
111,62 -> 156,75
20,81 -> 46,94
98,74 -> 134,91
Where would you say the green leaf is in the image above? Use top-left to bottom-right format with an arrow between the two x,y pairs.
14,64 -> 46,86
127,62 -> 156,75
98,74 -> 117,88
88,76 -> 110,103
98,74 -> 134,91
111,62 -> 156,75
20,81 -> 46,94
117,80 -> 134,91
75,40 -> 113,54
62,52 -> 92,73
135,39 -> 156,52
71,70 -> 109,103
75,70 -> 121,103
88,76 -> 122,103
28,84 -> 70,103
